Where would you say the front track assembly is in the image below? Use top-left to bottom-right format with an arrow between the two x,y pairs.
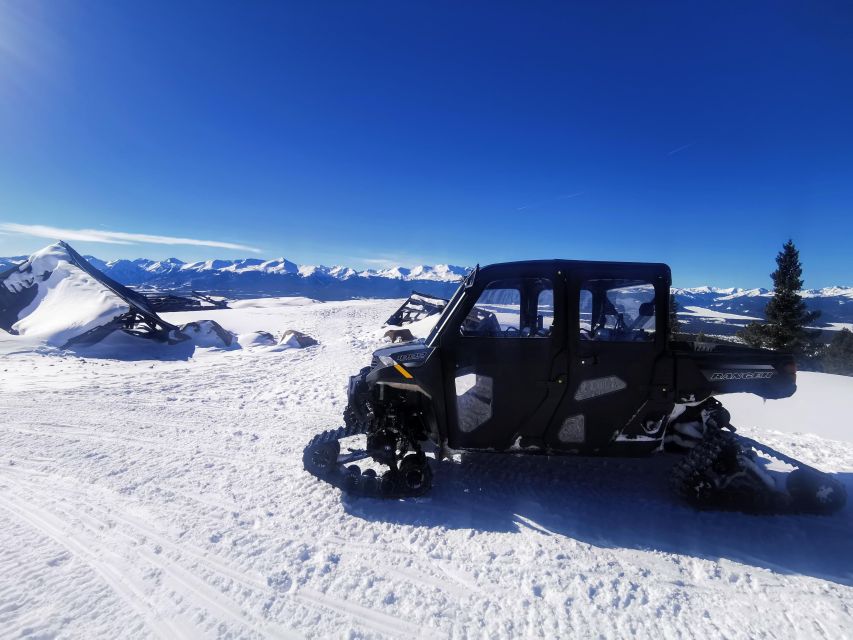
303,422 -> 432,499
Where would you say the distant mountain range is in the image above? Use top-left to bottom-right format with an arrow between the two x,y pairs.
672,286 -> 853,335
2,252 -> 850,334
0,253 -> 470,300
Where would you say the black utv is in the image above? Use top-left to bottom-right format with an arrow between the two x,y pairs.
304,260 -> 846,514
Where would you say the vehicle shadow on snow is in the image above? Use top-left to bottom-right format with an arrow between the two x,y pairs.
343,453 -> 853,586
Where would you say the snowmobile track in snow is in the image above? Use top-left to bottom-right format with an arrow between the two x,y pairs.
1,468 -> 434,639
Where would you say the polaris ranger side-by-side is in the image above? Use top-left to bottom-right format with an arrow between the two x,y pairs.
304,260 -> 846,514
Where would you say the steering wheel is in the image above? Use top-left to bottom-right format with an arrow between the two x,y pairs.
503,326 -> 520,336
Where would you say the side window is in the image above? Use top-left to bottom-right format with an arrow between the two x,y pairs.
538,288 -> 554,334
579,289 -> 593,334
579,279 -> 656,342
461,277 -> 553,337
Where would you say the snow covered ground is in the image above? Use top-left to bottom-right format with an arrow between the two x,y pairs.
1,298 -> 852,639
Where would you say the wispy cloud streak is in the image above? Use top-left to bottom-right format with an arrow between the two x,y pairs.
516,191 -> 584,212
0,223 -> 262,253
666,143 -> 693,156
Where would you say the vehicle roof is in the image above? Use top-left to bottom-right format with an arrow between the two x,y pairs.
478,258 -> 672,273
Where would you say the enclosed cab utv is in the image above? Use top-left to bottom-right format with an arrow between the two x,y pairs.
304,260 -> 845,514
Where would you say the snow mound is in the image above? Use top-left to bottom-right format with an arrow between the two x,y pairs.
178,320 -> 235,348
237,330 -> 277,347
0,243 -> 132,346
278,329 -> 318,349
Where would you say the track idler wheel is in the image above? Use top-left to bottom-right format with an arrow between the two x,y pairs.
787,468 -> 848,514
304,440 -> 340,477
399,454 -> 432,496
361,469 -> 381,496
380,470 -> 400,496
343,465 -> 362,492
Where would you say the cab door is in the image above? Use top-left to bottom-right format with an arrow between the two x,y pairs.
439,266 -> 568,450
546,266 -> 671,452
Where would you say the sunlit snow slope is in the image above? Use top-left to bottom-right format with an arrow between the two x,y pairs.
0,298 -> 851,639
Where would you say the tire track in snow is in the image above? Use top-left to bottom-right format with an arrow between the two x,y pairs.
0,473 -> 299,639
295,587 -> 428,639
0,487 -> 186,640
3,470 -> 430,640
5,423 -> 291,466
322,534 -> 481,601
88,495 -> 441,640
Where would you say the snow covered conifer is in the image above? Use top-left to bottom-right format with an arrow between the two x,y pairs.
738,239 -> 821,359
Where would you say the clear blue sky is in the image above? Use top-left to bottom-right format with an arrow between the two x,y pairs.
1,2 -> 851,287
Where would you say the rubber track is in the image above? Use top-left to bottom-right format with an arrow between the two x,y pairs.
670,428 -> 845,514
303,424 -> 432,499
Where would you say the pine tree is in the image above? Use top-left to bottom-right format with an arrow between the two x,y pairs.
669,291 -> 680,340
822,328 -> 853,376
737,239 -> 821,359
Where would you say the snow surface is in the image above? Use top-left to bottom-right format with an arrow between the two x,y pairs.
678,306 -> 761,321
725,371 -> 853,444
1,299 -> 852,639
822,322 -> 853,332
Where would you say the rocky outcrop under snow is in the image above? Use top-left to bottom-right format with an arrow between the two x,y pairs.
279,329 -> 318,349
178,320 -> 236,348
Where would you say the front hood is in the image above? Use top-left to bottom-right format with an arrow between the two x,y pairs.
372,341 -> 433,366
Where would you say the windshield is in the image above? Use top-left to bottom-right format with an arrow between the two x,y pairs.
425,282 -> 466,345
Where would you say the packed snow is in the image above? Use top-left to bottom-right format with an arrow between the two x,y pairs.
0,298 -> 852,639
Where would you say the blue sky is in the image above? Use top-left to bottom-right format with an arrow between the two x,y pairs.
0,2 -> 851,287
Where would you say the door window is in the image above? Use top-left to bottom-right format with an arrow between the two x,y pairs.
579,279 -> 656,342
460,278 -> 553,337
538,288 -> 554,334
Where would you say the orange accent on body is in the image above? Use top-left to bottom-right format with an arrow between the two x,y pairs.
394,363 -> 414,379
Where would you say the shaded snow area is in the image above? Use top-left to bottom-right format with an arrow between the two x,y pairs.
1,299 -> 852,639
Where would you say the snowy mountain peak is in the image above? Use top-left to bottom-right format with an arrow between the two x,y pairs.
145,258 -> 186,274
2,244 -> 469,286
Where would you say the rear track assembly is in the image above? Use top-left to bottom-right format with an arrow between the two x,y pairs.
670,402 -> 846,514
